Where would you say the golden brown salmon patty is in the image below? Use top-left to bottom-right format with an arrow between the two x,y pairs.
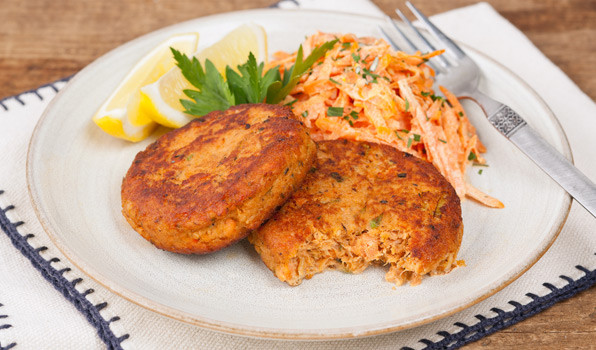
248,139 -> 463,286
121,104 -> 317,254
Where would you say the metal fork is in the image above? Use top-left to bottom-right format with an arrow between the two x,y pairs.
381,2 -> 596,218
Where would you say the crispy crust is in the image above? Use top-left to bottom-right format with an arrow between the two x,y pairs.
248,139 -> 463,286
121,104 -> 317,254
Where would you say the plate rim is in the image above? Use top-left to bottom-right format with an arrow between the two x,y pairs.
26,7 -> 572,340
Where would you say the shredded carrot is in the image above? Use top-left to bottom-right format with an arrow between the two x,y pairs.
270,32 -> 503,208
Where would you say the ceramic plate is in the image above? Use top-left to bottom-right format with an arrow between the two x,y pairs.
27,9 -> 571,339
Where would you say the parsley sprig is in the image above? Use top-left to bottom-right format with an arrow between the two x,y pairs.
172,39 -> 337,117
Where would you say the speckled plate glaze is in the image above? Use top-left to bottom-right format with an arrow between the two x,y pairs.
27,9 -> 571,339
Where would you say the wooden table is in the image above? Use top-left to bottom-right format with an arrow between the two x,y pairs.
1,0 -> 594,348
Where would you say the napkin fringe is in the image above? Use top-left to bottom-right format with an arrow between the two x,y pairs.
0,76 -> 71,111
0,190 -> 129,350
0,303 -> 16,350
407,263 -> 596,349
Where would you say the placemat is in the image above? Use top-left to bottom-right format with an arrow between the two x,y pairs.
1,1 -> 595,349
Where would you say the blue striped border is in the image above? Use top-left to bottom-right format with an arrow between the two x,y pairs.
0,76 -> 72,111
1,77 -> 127,348
0,186 -> 129,345
404,262 -> 596,349
0,302 -> 16,350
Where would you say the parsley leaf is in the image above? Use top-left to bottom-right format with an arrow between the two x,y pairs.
172,48 -> 235,116
226,52 -> 280,104
173,40 -> 337,117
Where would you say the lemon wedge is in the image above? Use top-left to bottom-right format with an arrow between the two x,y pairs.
92,33 -> 199,142
140,23 -> 267,129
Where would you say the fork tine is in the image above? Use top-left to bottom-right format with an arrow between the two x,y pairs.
383,16 -> 442,73
394,8 -> 450,69
378,24 -> 404,52
386,15 -> 418,52
405,1 -> 466,58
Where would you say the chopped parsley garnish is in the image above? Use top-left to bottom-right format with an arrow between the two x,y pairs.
407,137 -> 413,148
417,57 -> 429,66
301,110 -> 309,118
468,151 -> 477,161
329,78 -> 341,85
413,133 -> 421,142
405,98 -> 410,112
439,139 -> 447,143
351,53 -> 361,62
327,107 -> 344,117
362,68 -> 380,83
430,94 -> 444,102
369,214 -> 383,229
458,111 -> 464,117
330,172 -> 344,182
349,110 -> 359,120
478,169 -> 483,175
420,91 -> 431,97
343,115 -> 354,126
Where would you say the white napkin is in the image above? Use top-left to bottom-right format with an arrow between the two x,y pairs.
1,1 -> 595,349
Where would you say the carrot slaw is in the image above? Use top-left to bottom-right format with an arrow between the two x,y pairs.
269,32 -> 503,208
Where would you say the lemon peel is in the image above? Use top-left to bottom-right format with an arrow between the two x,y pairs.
92,33 -> 199,141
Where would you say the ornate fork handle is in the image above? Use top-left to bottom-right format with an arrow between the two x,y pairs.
488,105 -> 526,137
470,90 -> 596,217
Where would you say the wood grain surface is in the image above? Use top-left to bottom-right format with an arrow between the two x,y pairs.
1,0 -> 594,348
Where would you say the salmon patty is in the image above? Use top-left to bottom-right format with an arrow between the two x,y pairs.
121,104 -> 317,254
248,139 -> 463,286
